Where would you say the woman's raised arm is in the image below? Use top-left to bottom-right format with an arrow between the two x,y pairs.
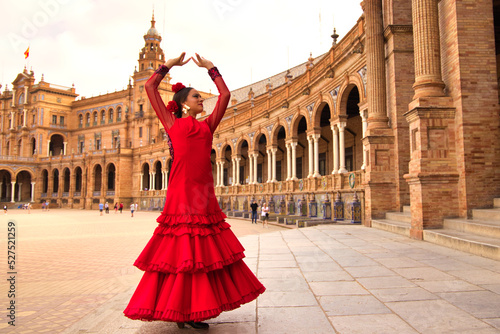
145,53 -> 191,131
193,54 -> 231,134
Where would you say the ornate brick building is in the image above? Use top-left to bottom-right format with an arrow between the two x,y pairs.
1,2 -> 500,246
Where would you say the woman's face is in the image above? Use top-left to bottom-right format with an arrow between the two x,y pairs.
183,89 -> 204,115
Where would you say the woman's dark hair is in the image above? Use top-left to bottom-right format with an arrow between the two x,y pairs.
172,87 -> 193,118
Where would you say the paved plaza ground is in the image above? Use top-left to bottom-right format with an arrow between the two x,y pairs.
1,208 -> 500,333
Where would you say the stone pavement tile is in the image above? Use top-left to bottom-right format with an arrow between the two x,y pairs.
295,253 -> 333,263
204,322 -> 256,334
482,284 -> 500,294
299,258 -> 341,272
319,295 -> 391,316
211,300 -> 256,323
356,276 -> 416,290
370,287 -> 439,302
257,267 -> 302,279
364,250 -> 401,259
302,270 -> 354,282
258,306 -> 334,334
387,300 -> 498,333
258,277 -> 309,292
258,253 -> 295,261
258,260 -> 297,269
331,255 -> 380,267
447,269 -> 500,285
437,291 -> 500,318
419,257 -> 481,272
456,255 -> 500,272
323,248 -> 362,258
258,291 -> 318,307
416,280 -> 484,293
328,314 -> 419,334
343,265 -> 397,278
289,246 -> 326,256
393,267 -> 456,281
374,256 -> 428,269
309,281 -> 369,296
299,261 -> 343,272
484,318 -> 500,330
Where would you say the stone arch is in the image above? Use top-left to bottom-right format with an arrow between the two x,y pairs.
15,170 -> 32,202
235,135 -> 252,156
93,164 -> 102,192
291,109 -> 311,138
0,169 -> 13,201
100,109 -> 106,125
41,169 -> 49,193
311,97 -> 334,129
251,129 -> 269,150
31,137 -> 36,155
106,163 -> 116,191
62,167 -> 70,193
52,168 -> 60,194
49,133 -> 66,156
108,107 -> 114,123
154,160 -> 162,190
270,119 -> 289,145
86,112 -> 91,126
141,162 -> 150,191
74,166 -> 83,192
337,81 -> 364,118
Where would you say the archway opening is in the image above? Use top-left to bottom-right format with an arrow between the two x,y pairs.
49,134 -> 65,156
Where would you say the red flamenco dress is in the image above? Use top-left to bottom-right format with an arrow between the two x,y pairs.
123,65 -> 265,323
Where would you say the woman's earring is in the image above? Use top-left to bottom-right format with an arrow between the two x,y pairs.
182,105 -> 190,114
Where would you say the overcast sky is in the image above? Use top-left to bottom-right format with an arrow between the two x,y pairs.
0,0 -> 362,98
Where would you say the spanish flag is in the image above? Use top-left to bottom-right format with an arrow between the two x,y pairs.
24,47 -> 30,59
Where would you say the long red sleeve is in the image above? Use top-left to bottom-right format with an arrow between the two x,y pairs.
145,65 -> 175,131
205,73 -> 230,134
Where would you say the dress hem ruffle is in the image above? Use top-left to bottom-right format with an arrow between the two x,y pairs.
123,285 -> 266,323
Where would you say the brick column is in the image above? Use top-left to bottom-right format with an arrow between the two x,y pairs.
364,0 -> 388,130
361,0 -> 397,226
404,0 -> 459,239
411,0 -> 445,98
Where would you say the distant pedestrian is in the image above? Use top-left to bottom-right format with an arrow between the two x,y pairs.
135,202 -> 138,211
27,203 -> 31,214
105,202 -> 109,214
119,202 -> 123,213
99,202 -> 104,216
46,201 -> 50,211
250,200 -> 258,224
130,203 -> 135,217
114,202 -> 118,213
3,205 -> 7,215
261,202 -> 269,228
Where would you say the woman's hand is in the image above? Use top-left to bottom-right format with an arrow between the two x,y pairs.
192,53 -> 214,70
165,52 -> 191,68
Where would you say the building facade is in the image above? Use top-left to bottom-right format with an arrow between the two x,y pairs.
1,1 -> 500,240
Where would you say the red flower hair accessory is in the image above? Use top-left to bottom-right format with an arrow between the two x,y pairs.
172,82 -> 186,93
166,100 -> 178,113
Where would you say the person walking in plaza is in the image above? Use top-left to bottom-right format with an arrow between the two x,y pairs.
99,202 -> 104,216
105,202 -> 109,214
261,202 -> 269,228
250,199 -> 258,224
3,205 -> 7,215
124,53 -> 265,330
119,202 -> 123,214
114,202 -> 118,213
130,202 -> 135,217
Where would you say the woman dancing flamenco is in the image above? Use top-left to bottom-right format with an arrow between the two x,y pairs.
123,53 -> 266,330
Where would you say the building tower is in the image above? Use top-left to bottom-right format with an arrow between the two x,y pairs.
138,12 -> 165,72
